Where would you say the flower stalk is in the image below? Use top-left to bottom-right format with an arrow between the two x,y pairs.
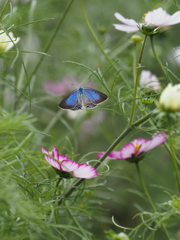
136,163 -> 156,211
150,36 -> 167,77
54,177 -> 63,239
129,34 -> 147,125
136,163 -> 170,239
167,116 -> 180,194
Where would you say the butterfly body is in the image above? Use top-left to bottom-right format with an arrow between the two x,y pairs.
59,87 -> 108,111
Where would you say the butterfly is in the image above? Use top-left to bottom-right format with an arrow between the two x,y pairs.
59,87 -> 108,111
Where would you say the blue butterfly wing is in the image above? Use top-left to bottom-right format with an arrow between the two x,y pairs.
82,88 -> 108,109
59,90 -> 82,110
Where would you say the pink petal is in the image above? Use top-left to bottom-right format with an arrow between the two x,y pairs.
52,146 -> 59,161
61,160 -> 79,172
44,155 -> 61,170
52,146 -> 71,162
113,24 -> 139,33
97,151 -> 121,159
41,146 -> 51,156
119,143 -> 136,159
58,155 -> 72,161
97,152 -> 105,158
131,138 -> 146,146
137,132 -> 167,155
114,12 -> 138,26
73,164 -> 99,179
108,151 -> 121,159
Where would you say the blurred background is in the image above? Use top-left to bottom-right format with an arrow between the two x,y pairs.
1,0 -> 180,239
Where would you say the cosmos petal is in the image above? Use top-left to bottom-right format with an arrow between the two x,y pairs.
97,152 -> 105,158
145,8 -> 171,26
61,160 -> 99,179
44,155 -> 61,170
73,164 -> 99,179
59,155 -> 72,161
131,138 -> 146,146
114,12 -> 138,26
167,11 -> 180,25
52,146 -> 59,161
113,24 -> 139,33
97,151 -> 121,159
108,151 -> 121,159
119,143 -> 136,159
137,132 -> 167,155
61,160 -> 79,172
41,146 -> 51,156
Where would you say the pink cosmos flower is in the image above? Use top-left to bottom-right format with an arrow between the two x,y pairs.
41,146 -> 99,179
97,132 -> 167,162
140,70 -> 161,91
113,8 -> 180,33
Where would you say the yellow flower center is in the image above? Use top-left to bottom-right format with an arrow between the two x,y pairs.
134,142 -> 141,154
58,160 -> 61,164
142,11 -> 150,23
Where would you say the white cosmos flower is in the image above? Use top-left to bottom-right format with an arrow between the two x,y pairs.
113,8 -> 180,33
140,70 -> 161,91
159,84 -> 180,111
0,31 -> 20,52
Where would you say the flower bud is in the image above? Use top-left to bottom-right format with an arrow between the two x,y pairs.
131,34 -> 143,43
159,84 -> 180,112
105,230 -> 130,240
117,233 -> 130,240
0,31 -> 20,52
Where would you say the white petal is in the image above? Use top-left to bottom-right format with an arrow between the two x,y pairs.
140,70 -> 161,90
114,12 -> 138,26
145,8 -> 171,26
167,11 -> 180,25
113,24 -> 139,33
5,37 -> 20,51
140,70 -> 151,86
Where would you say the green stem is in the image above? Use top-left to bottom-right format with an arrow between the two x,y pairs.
136,163 -> 156,211
129,35 -> 147,125
136,162 -> 170,239
150,36 -> 167,77
0,0 -> 10,21
174,0 -> 180,10
80,0 -> 131,89
58,109 -> 154,205
54,177 -> 63,239
66,205 -> 90,240
132,43 -> 137,86
29,0 -> 75,80
167,116 -> 180,194
17,0 -> 36,90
